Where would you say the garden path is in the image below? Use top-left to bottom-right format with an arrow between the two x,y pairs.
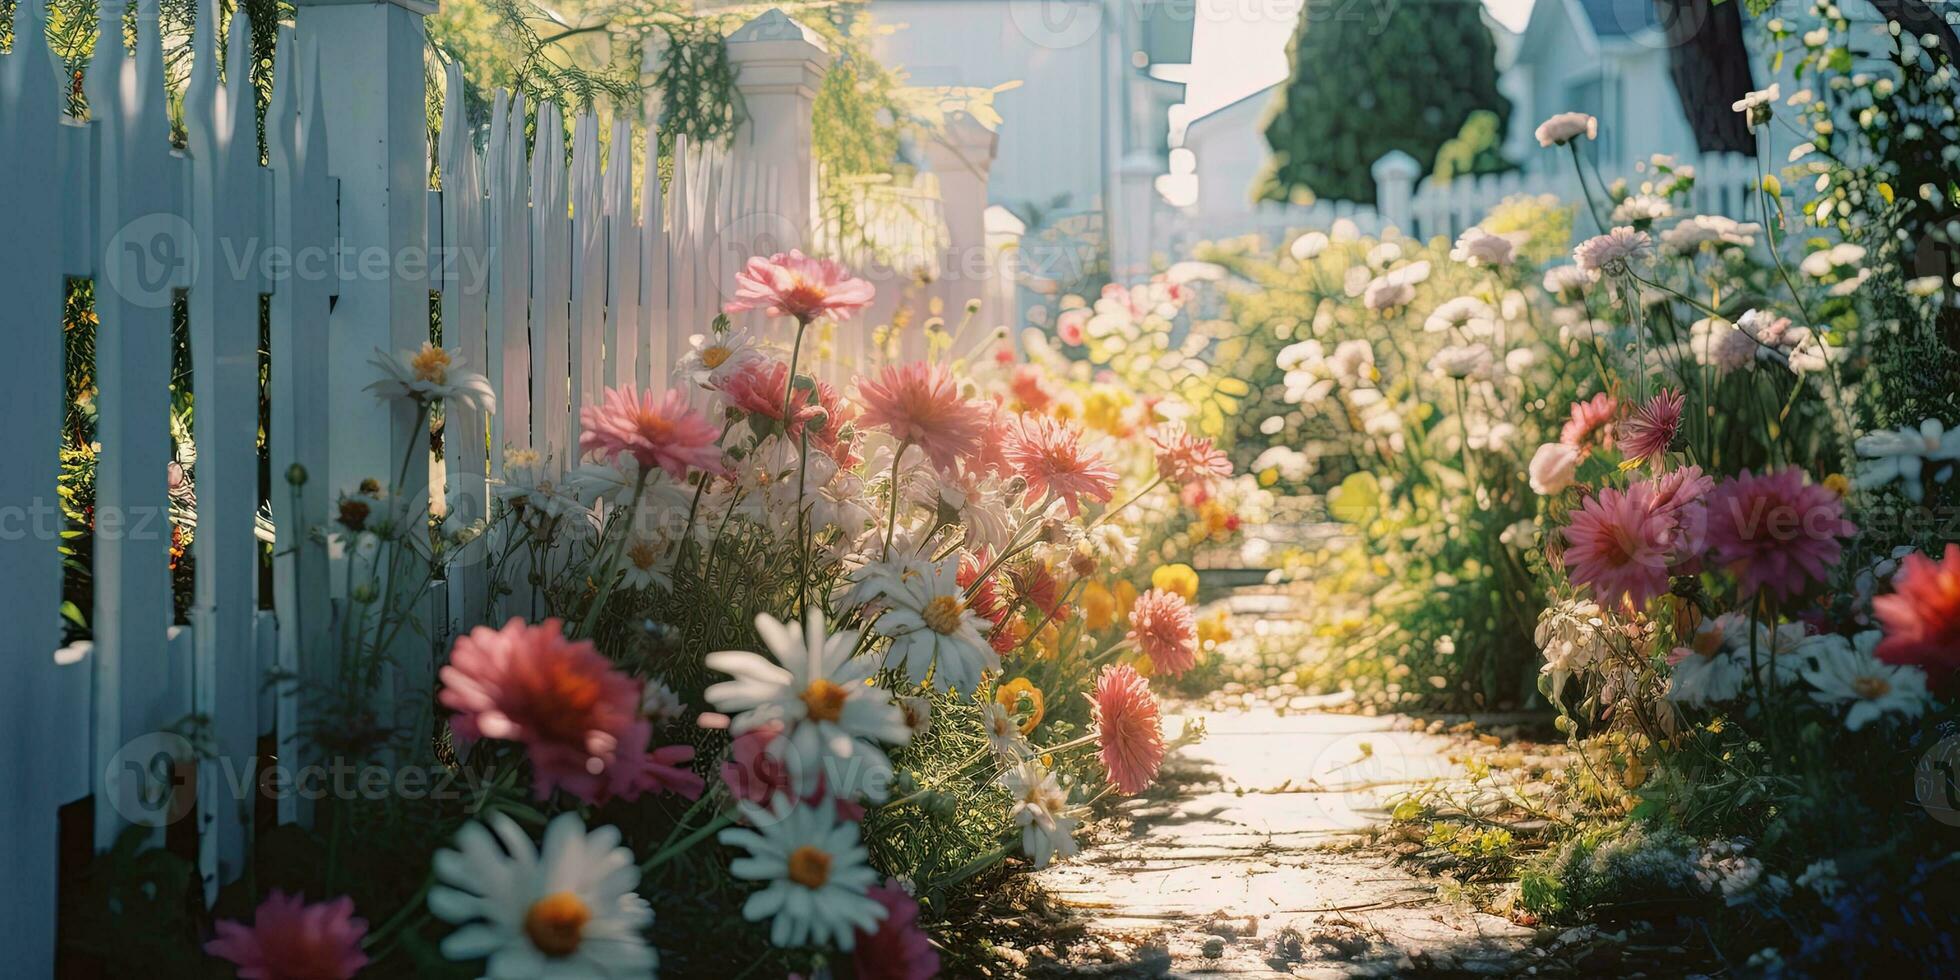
1032,592 -> 1541,978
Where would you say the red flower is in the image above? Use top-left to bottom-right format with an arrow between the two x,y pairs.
1875,543 -> 1960,679
853,880 -> 941,980
205,891 -> 368,980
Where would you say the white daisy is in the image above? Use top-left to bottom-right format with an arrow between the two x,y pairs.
1855,418 -> 1960,503
999,759 -> 1082,869
897,695 -> 933,738
1424,296 -> 1496,334
1800,630 -> 1932,731
1427,343 -> 1494,381
1731,84 -> 1780,130
1573,227 -> 1653,276
676,327 -> 767,387
427,812 -> 657,979
1448,227 -> 1521,267
493,449 -> 588,523
1542,263 -> 1598,295
981,701 -> 1029,760
366,342 -> 495,413
640,679 -> 686,725
705,609 -> 911,802
1610,193 -> 1674,224
717,795 -> 888,950
618,531 -> 676,592
851,556 -> 1001,697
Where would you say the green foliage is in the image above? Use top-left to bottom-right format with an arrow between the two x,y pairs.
1431,109 -> 1515,184
1259,0 -> 1510,204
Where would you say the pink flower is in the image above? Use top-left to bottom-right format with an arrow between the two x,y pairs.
1707,468 -> 1854,598
718,359 -> 857,459
720,723 -> 865,822
1005,415 -> 1119,516
1619,389 -> 1684,467
1561,483 -> 1675,611
1560,392 -> 1619,453
205,891 -> 368,980
1874,544 -> 1960,681
438,617 -> 644,803
724,249 -> 875,323
854,879 -> 941,980
1091,664 -> 1166,795
1148,424 -> 1232,488
854,362 -> 985,471
1128,588 -> 1198,676
591,719 -> 705,804
1009,365 -> 1054,413
1056,308 -> 1088,346
1529,442 -> 1582,495
578,385 -> 727,480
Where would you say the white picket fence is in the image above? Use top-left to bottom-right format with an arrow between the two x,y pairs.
0,1 -> 1006,972
1160,149 -> 1766,254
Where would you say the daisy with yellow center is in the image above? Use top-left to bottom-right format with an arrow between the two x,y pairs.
428,812 -> 656,977
364,343 -> 495,413
850,556 -> 1001,697
705,609 -> 912,803
719,795 -> 889,950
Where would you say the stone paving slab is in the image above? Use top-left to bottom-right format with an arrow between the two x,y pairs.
1035,704 -> 1535,977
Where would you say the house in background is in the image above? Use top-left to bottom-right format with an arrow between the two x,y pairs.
867,0 -> 1194,286
1499,0 -> 1704,170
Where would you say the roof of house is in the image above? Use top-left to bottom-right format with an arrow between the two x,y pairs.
1575,0 -> 1660,38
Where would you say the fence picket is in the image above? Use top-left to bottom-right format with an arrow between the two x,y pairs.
0,0 -> 72,968
531,102 -> 573,469
606,117 -> 642,390
439,61 -> 491,628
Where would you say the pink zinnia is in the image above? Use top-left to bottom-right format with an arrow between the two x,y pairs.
1005,415 -> 1119,516
1091,664 -> 1166,795
591,719 -> 705,804
855,361 -> 985,470
724,249 -> 875,323
1561,483 -> 1675,611
1619,389 -> 1684,467
438,617 -> 644,803
579,385 -> 727,480
1128,587 -> 1198,676
1560,392 -> 1619,453
1874,544 -> 1960,681
1148,424 -> 1233,488
205,891 -> 368,980
1707,468 -> 1854,599
854,879 -> 942,980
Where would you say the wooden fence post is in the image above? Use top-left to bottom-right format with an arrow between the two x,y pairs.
1371,150 -> 1421,237
920,110 -> 1000,361
0,0 -> 69,970
725,9 -> 831,332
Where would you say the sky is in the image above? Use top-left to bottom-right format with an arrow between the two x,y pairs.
1175,0 -> 1537,122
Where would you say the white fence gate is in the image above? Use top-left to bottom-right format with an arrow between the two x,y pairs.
0,0 -> 1007,973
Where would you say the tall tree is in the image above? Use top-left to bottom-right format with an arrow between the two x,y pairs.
1258,0 -> 1510,204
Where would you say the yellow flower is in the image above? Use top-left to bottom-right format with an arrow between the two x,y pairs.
1197,610 -> 1231,649
1032,622 -> 1062,660
1113,579 -> 1140,622
1823,473 -> 1850,497
1081,386 -> 1131,433
1151,563 -> 1200,602
1082,580 -> 1118,631
1199,500 -> 1234,537
996,678 -> 1045,733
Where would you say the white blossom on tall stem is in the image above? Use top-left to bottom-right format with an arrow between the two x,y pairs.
851,555 -> 1002,696
999,759 -> 1082,869
366,342 -> 497,413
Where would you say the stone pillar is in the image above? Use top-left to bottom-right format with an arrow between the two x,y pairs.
725,9 -> 829,258
294,0 -> 434,507
1372,150 -> 1421,237
920,110 -> 1000,361
983,204 -> 1028,360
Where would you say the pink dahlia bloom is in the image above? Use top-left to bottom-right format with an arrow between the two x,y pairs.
1561,483 -> 1676,611
854,879 -> 942,980
1128,587 -> 1199,676
1707,468 -> 1854,598
854,361 -> 985,471
1092,664 -> 1166,795
1874,544 -> 1960,681
1005,415 -> 1119,516
205,891 -> 368,980
438,617 -> 644,803
1560,392 -> 1620,453
718,359 -> 857,459
578,385 -> 727,480
1648,465 -> 1714,573
961,397 -> 1016,478
724,249 -> 875,323
1148,424 -> 1233,489
1619,389 -> 1684,467
591,719 -> 705,804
